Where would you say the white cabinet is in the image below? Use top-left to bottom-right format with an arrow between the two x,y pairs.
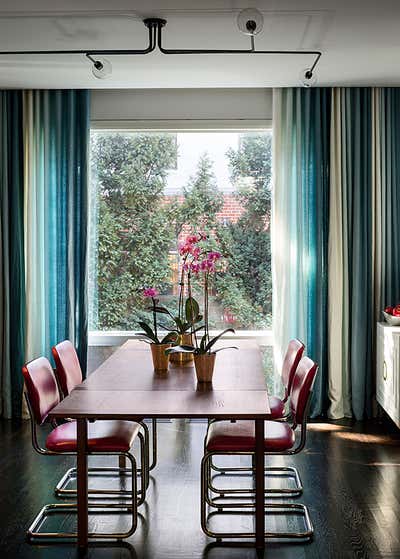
376,322 -> 400,428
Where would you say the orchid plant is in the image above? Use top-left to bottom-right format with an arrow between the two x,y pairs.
166,233 -> 238,356
151,233 -> 204,336
138,288 -> 178,345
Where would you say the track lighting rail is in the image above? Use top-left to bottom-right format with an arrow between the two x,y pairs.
0,15 -> 322,85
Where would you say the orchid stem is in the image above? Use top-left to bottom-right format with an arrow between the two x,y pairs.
152,297 -> 158,342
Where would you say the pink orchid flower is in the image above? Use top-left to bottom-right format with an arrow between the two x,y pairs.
191,246 -> 201,258
190,261 -> 201,274
186,234 -> 199,244
207,251 -> 222,261
179,242 -> 192,256
143,287 -> 159,298
200,259 -> 215,273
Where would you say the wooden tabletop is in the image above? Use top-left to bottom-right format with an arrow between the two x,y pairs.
49,340 -> 271,420
49,388 -> 270,420
77,339 -> 267,392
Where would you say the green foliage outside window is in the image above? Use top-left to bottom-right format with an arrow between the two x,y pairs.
89,131 -> 272,331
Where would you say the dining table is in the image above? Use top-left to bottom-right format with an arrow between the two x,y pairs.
49,339 -> 272,549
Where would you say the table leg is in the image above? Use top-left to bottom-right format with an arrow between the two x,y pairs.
77,419 -> 88,548
255,419 -> 265,549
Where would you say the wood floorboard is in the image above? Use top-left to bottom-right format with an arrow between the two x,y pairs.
0,347 -> 398,558
0,416 -> 399,559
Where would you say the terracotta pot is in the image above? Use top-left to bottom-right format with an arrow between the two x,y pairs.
194,352 -> 216,383
150,343 -> 172,372
169,333 -> 194,365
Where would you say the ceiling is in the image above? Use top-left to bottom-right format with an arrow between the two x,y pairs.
0,0 -> 399,88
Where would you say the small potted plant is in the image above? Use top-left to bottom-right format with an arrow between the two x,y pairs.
166,244 -> 237,382
138,288 -> 177,372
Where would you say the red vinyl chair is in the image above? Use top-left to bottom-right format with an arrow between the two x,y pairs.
269,338 -> 305,419
210,338 -> 305,495
23,356 -> 143,542
52,340 -> 149,498
200,356 -> 318,542
52,340 -> 158,473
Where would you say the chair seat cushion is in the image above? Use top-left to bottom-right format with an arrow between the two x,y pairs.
269,396 -> 285,419
206,420 -> 295,453
46,420 -> 140,453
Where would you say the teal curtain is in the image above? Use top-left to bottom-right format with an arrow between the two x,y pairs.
343,89 -> 373,419
378,88 -> 400,307
24,90 -> 90,375
273,88 -> 330,417
0,91 -> 26,418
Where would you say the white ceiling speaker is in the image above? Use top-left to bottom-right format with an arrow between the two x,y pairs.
237,8 -> 264,36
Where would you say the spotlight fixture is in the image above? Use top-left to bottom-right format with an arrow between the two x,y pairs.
86,54 -> 112,79
237,8 -> 264,36
300,67 -> 317,88
0,10 -> 322,86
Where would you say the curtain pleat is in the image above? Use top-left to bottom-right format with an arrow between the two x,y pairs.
0,91 -> 26,418
377,88 -> 400,308
24,90 -> 90,375
273,88 -> 330,417
327,88 -> 398,420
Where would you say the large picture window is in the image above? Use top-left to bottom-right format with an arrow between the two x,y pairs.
89,130 -> 272,336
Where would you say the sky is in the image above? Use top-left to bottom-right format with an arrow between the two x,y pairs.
165,132 -> 239,194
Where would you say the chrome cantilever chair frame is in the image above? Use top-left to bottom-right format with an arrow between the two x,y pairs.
206,409 -> 305,500
208,339 -> 305,495
200,399 -> 314,542
27,450 -> 138,542
205,405 -> 308,506
207,413 -> 302,497
25,394 -> 148,505
51,341 -> 157,493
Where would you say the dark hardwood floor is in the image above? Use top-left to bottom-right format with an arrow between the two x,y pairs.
0,349 -> 399,558
0,415 -> 399,559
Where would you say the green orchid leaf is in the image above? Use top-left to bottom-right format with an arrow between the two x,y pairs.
199,333 -> 208,352
213,346 -> 239,353
205,328 -> 235,352
138,321 -> 158,343
158,322 -> 176,331
152,306 -> 174,317
174,317 -> 184,331
185,297 -> 200,323
161,332 -> 178,344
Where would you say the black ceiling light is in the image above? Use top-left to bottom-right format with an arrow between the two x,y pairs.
0,9 -> 322,86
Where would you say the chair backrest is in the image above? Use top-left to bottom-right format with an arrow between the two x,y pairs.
289,356 -> 318,427
281,339 -> 305,399
22,357 -> 60,425
52,340 -> 83,397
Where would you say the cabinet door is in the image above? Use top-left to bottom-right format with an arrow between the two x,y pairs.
392,335 -> 400,422
376,326 -> 395,411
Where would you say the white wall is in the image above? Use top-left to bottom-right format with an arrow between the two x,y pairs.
91,88 -> 272,128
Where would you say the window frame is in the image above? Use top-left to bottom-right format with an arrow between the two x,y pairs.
88,121 -> 273,347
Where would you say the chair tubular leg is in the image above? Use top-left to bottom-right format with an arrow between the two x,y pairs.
209,456 -> 303,497
27,452 -> 138,543
149,418 -> 158,471
55,427 -> 149,502
201,452 -> 313,542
